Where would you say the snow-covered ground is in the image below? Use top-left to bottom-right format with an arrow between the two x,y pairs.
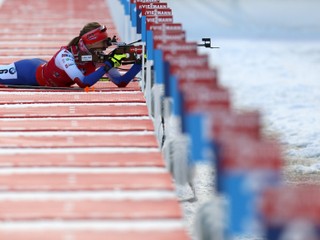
163,0 -> 320,239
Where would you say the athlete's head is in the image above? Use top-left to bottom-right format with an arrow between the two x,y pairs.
68,22 -> 110,56
79,23 -> 109,53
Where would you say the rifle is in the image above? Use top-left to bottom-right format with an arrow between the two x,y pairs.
79,36 -> 145,65
79,36 -> 217,64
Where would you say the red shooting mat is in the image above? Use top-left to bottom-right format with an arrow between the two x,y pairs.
0,230 -> 189,240
0,81 -> 142,92
0,134 -> 158,148
0,92 -> 146,104
0,151 -> 165,167
0,172 -> 174,191
0,118 -> 154,132
0,199 -> 182,220
0,0 -> 188,238
0,104 -> 149,118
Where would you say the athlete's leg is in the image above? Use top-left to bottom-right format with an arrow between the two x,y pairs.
0,63 -> 19,84
0,58 -> 46,85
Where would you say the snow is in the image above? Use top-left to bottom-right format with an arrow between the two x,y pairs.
162,0 -> 320,239
208,38 -> 320,163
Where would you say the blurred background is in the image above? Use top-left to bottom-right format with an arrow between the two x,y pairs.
163,0 -> 320,40
162,0 -> 320,239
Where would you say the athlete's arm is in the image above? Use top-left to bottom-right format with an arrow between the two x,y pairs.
56,49 -> 142,88
107,63 -> 142,88
55,49 -> 109,88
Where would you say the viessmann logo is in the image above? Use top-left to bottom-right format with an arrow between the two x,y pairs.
0,67 -> 16,75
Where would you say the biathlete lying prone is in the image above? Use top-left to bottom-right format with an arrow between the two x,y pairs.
0,22 -> 142,88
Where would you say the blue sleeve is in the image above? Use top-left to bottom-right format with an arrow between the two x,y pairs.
79,65 -> 107,87
108,64 -> 142,87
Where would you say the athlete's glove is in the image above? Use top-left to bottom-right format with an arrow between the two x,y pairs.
104,52 -> 128,72
109,53 -> 128,68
